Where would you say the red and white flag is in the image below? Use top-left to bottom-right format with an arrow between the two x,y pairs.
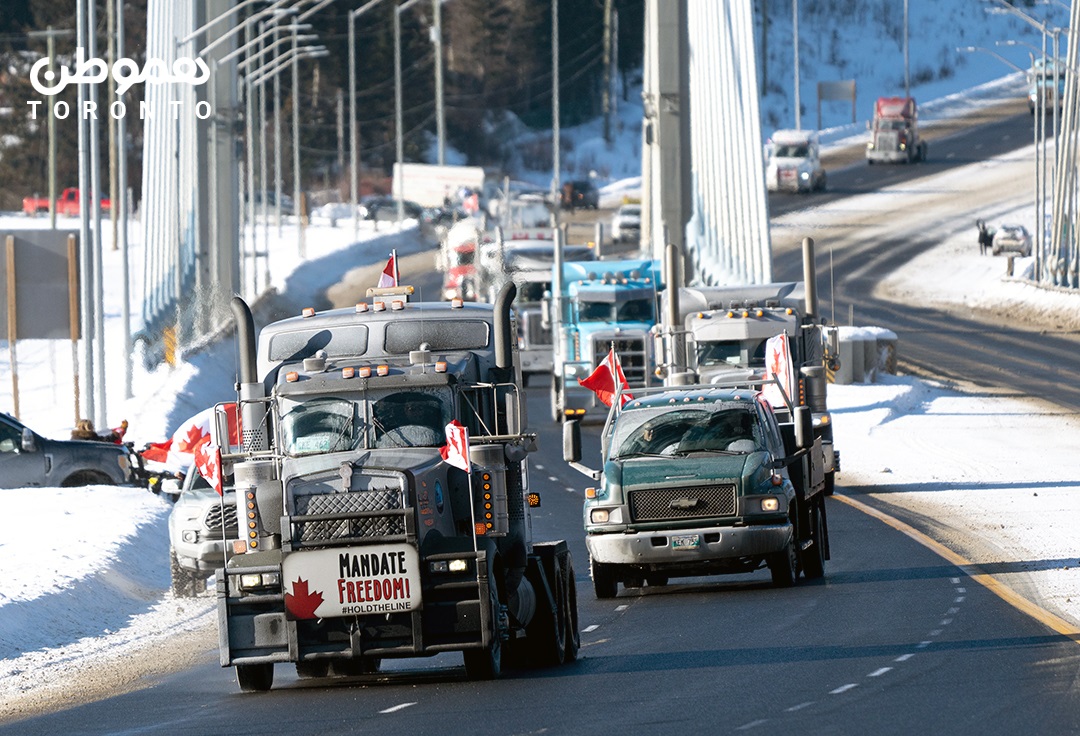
763,333 -> 796,409
193,441 -> 224,494
139,404 -> 240,475
579,347 -> 632,408
439,419 -> 471,473
378,250 -> 399,288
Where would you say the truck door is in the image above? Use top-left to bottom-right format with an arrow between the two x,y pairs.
0,419 -> 45,488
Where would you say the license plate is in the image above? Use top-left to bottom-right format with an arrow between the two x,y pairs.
671,534 -> 701,550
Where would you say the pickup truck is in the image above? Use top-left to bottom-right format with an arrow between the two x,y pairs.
166,468 -> 237,597
563,381 -> 830,597
0,411 -> 134,488
23,187 -> 111,217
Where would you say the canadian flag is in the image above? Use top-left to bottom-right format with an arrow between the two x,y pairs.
140,404 -> 240,475
578,347 -> 632,408
439,419 -> 471,473
763,333 -> 796,409
193,441 -> 223,494
378,250 -> 399,288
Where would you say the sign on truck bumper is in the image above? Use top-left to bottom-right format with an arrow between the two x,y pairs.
281,544 -> 422,619
586,522 -> 792,566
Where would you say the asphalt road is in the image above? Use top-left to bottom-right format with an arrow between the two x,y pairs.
6,97 -> 1080,734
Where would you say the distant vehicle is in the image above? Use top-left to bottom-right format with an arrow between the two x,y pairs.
360,196 -> 426,222
1028,57 -> 1066,115
765,130 -> 826,193
246,190 -> 295,216
0,412 -> 134,488
866,96 -> 927,164
560,180 -> 599,210
167,468 -> 237,597
992,224 -> 1032,257
610,203 -> 642,243
23,187 -> 110,217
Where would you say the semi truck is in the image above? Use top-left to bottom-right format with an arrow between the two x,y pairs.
546,242 -> 661,422
656,238 -> 839,494
563,378 -> 830,597
764,129 -> 826,193
215,284 -> 579,692
866,96 -> 927,164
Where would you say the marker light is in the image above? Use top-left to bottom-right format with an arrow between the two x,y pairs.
435,361 -> 448,373
374,301 -> 386,312
302,307 -> 315,318
475,523 -> 488,535
342,367 -> 356,379
355,302 -> 369,313
358,366 -> 372,378
377,364 -> 390,376
391,299 -> 405,310
232,540 -> 248,555
584,487 -> 597,499
286,371 -> 299,382
527,493 -> 541,507
451,298 -> 464,309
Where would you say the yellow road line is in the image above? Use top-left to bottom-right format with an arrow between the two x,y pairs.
835,493 -> 1080,642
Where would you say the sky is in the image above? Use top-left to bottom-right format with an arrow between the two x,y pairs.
2,1 -> 1080,714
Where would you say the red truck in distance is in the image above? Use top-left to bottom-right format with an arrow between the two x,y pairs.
23,188 -> 111,217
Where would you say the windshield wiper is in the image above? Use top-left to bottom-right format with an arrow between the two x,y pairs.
614,451 -> 672,460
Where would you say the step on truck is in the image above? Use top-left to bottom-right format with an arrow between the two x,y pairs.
215,283 -> 579,692
562,377 -> 830,597
656,238 -> 840,494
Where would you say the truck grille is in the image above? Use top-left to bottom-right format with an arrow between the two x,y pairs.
628,484 -> 737,523
204,503 -> 238,535
293,489 -> 405,543
522,310 -> 551,346
593,336 -> 647,386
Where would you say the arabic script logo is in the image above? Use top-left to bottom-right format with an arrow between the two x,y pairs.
29,47 -> 210,97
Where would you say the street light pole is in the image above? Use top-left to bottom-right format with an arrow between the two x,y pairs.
395,0 -> 423,225
433,0 -> 445,166
792,0 -> 800,129
349,0 -> 387,240
552,0 -> 561,213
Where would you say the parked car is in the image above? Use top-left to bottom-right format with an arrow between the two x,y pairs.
360,196 -> 426,222
992,224 -> 1032,257
167,468 -> 237,597
246,190 -> 295,216
560,179 -> 600,210
0,412 -> 134,488
611,203 -> 642,243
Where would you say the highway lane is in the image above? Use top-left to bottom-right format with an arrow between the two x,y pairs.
5,379 -> 1080,735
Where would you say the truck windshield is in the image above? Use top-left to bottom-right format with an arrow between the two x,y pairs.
578,298 -> 654,322
774,144 -> 809,158
280,388 -> 452,456
610,405 -> 761,459
517,281 -> 549,302
697,340 -> 767,368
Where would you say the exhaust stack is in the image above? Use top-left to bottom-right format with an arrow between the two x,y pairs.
802,237 -> 818,320
230,296 -> 267,451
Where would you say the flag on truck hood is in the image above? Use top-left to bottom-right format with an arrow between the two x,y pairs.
579,347 -> 632,408
140,404 -> 239,474
378,250 -> 399,288
440,420 -> 471,473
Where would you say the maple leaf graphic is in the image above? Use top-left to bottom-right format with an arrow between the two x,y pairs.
284,577 -> 324,620
176,423 -> 209,454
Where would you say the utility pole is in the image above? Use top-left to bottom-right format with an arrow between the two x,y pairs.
336,88 -> 344,176
26,28 -> 73,230
107,0 -> 117,252
552,0 -> 560,215
433,0 -> 445,165
602,0 -> 613,144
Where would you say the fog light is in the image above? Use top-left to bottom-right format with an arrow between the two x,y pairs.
430,561 -> 449,573
240,574 -> 262,590
590,508 -> 611,524
761,497 -> 779,512
448,559 -> 469,573
182,530 -> 198,544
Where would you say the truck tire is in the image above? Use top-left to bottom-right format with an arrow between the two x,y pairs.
645,574 -> 669,587
61,470 -> 112,487
767,538 -> 798,588
170,549 -> 203,598
236,663 -> 274,692
591,557 -> 617,599
800,499 -> 827,580
528,555 -> 567,666
463,584 -> 503,680
295,661 -> 330,679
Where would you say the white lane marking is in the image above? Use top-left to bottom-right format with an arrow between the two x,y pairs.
615,605 -> 629,612
947,607 -> 960,615
956,587 -> 967,594
917,641 -> 932,649
895,653 -> 915,662
785,702 -> 814,712
736,720 -> 769,731
380,703 -> 417,714
534,464 -> 545,470
566,487 -> 577,492
929,629 -> 943,636
951,578 -> 961,585
830,684 -> 859,695
548,476 -> 559,482
583,624 -> 599,633
955,596 -> 966,603
940,618 -> 953,626
868,667 -> 892,678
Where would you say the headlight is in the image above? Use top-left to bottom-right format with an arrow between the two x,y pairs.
239,572 -> 281,591
760,497 -> 779,512
812,413 -> 831,427
590,508 -> 611,524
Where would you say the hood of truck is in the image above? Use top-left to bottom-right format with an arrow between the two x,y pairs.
285,447 -> 446,486
605,451 -> 771,493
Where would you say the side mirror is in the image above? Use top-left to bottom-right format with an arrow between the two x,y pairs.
159,478 -> 182,496
20,428 -> 36,453
794,405 -> 812,450
563,420 -> 582,464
